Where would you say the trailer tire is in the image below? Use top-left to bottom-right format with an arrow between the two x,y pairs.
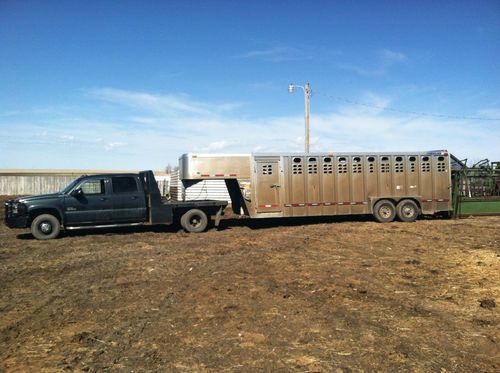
373,199 -> 396,223
31,214 -> 61,240
180,209 -> 208,233
396,199 -> 419,222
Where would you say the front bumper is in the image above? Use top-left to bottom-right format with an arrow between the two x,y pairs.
4,202 -> 29,228
5,215 -> 29,228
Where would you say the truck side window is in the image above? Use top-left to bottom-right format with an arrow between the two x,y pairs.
112,176 -> 138,193
81,180 -> 105,195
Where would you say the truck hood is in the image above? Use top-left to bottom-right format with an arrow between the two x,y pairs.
16,193 -> 64,203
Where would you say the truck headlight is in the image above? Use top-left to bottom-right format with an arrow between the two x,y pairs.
12,203 -> 26,215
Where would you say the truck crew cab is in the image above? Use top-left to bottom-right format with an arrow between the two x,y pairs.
4,171 -> 227,240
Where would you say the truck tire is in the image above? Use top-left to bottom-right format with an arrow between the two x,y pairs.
373,199 -> 396,223
31,214 -> 61,240
396,199 -> 419,222
180,209 -> 208,233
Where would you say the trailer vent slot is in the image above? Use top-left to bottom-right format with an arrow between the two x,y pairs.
367,157 -> 375,173
307,158 -> 318,174
323,165 -> 333,173
409,156 -> 416,172
381,157 -> 390,173
352,157 -> 362,173
437,162 -> 446,172
421,156 -> 431,172
337,157 -> 348,174
261,164 -> 273,175
292,158 -> 303,174
323,157 -> 333,174
395,157 -> 404,173
308,164 -> 318,174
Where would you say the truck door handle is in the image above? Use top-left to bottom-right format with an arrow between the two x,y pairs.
271,184 -> 280,188
131,196 -> 138,200
100,197 -> 107,201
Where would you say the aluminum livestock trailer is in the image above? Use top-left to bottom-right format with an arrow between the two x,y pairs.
179,151 -> 453,223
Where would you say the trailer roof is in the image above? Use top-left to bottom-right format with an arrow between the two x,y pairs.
180,153 -> 251,159
252,150 -> 450,157
181,150 -> 450,158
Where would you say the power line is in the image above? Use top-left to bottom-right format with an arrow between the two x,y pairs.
315,92 -> 500,121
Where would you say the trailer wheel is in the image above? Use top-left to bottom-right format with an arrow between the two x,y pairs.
373,200 -> 396,223
396,199 -> 419,222
31,214 -> 61,240
180,209 -> 208,233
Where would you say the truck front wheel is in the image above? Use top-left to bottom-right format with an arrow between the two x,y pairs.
180,209 -> 208,233
31,214 -> 61,240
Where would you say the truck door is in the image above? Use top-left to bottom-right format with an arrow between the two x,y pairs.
109,176 -> 147,222
255,159 -> 281,213
64,177 -> 112,224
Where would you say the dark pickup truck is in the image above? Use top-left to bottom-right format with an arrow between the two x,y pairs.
4,171 -> 227,240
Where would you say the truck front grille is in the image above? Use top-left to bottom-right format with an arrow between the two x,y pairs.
4,201 -> 12,220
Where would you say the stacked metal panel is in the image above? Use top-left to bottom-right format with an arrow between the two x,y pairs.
170,170 -> 231,202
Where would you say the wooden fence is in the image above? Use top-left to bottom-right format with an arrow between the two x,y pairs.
0,170 -> 170,196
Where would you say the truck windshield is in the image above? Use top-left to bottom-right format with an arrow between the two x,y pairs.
59,177 -> 83,194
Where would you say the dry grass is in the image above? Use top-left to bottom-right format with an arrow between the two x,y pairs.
1,197 -> 499,372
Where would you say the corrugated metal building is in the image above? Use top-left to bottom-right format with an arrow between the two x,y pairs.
0,169 -> 170,196
170,170 -> 231,202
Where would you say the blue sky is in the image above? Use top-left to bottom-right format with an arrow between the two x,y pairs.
1,1 -> 499,170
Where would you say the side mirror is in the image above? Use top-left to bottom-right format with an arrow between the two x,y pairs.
71,188 -> 83,198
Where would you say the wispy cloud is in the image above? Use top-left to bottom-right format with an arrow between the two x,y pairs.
477,108 -> 500,118
338,48 -> 408,77
380,49 -> 407,64
204,140 -> 234,152
239,46 -> 303,62
87,88 -> 241,116
1,88 -> 498,170
236,45 -> 341,63
337,63 -> 385,77
105,142 -> 127,151
337,92 -> 392,115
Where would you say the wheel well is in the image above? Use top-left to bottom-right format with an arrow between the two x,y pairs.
28,209 -> 62,225
372,198 -> 397,210
372,198 -> 421,211
397,198 -> 421,210
174,206 -> 219,220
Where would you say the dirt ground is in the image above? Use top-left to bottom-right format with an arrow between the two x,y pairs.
1,197 -> 499,372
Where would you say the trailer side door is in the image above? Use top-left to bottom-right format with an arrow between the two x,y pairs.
255,158 -> 281,213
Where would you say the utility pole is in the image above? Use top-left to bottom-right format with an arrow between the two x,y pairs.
288,82 -> 311,153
